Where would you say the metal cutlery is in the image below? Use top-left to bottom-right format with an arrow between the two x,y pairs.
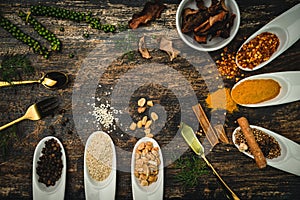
0,97 -> 59,131
180,122 -> 240,200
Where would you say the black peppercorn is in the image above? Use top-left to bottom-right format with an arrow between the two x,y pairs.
36,138 -> 63,187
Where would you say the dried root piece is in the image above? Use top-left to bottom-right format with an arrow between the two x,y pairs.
129,0 -> 166,29
138,36 -> 152,59
159,37 -> 180,61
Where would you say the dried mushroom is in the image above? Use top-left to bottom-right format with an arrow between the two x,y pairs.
129,0 -> 166,29
181,0 -> 236,43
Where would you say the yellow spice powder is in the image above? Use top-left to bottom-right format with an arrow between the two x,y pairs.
231,79 -> 281,104
206,88 -> 238,113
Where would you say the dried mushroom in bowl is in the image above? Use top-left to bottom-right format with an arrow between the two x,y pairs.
181,0 -> 236,43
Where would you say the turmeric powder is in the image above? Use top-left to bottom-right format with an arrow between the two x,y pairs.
231,79 -> 281,104
205,88 -> 238,113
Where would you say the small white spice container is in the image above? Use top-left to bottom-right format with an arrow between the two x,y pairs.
84,131 -> 116,200
32,136 -> 66,200
176,0 -> 240,51
131,137 -> 164,200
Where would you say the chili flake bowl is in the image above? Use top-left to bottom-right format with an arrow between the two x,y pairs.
176,0 -> 240,52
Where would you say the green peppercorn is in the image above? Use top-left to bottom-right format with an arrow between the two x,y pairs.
83,32 -> 89,39
69,53 -> 74,58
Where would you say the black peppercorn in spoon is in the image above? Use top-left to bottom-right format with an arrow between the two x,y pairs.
0,71 -> 68,89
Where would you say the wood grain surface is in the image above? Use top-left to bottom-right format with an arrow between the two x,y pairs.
0,0 -> 299,199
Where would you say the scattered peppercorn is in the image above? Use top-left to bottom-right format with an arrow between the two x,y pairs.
236,32 -> 280,69
0,14 -> 49,58
30,5 -> 116,33
18,11 -> 62,52
83,32 -> 89,39
36,138 -> 63,187
69,53 -> 74,58
59,27 -> 65,32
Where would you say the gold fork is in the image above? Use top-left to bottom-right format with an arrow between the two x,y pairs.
180,122 -> 240,200
0,97 -> 59,131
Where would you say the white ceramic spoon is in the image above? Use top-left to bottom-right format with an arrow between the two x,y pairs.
32,136 -> 66,200
84,131 -> 116,200
232,125 -> 300,176
231,71 -> 300,107
236,3 -> 300,71
131,137 -> 164,200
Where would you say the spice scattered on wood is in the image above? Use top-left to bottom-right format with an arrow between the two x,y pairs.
134,141 -> 160,186
0,15 -> 49,58
231,79 -> 281,104
235,127 -> 281,159
18,11 -> 62,52
181,0 -> 236,43
30,5 -> 116,32
86,133 -> 112,181
92,104 -> 115,129
236,32 -> 280,69
36,138 -> 63,187
237,117 -> 267,169
216,49 -> 242,81
205,88 -> 238,113
128,0 -> 166,29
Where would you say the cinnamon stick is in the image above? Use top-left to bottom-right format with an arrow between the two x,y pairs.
237,117 -> 267,169
192,104 -> 219,147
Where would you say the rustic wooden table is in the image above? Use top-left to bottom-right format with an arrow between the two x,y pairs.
0,0 -> 299,199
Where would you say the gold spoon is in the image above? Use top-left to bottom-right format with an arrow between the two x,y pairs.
0,71 -> 68,89
180,122 -> 240,200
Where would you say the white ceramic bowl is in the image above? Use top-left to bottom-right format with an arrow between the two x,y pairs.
176,0 -> 240,51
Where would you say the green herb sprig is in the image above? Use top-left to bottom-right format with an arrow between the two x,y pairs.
175,154 -> 209,188
0,55 -> 34,83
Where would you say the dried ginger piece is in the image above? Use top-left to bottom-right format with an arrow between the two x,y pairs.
129,0 -> 166,29
159,37 -> 180,61
138,36 -> 152,59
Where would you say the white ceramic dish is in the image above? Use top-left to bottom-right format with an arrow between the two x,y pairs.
131,137 -> 164,200
84,131 -> 116,200
176,0 -> 240,51
231,71 -> 300,107
32,136 -> 66,200
232,125 -> 300,176
236,3 -> 300,71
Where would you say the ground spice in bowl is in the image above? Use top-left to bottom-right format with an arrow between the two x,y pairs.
236,32 -> 280,69
231,79 -> 281,104
235,127 -> 281,159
